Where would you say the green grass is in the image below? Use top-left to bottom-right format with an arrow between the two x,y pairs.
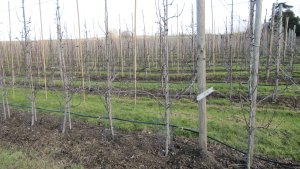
8,69 -> 300,99
0,146 -> 83,169
4,87 -> 300,162
7,80 -> 300,102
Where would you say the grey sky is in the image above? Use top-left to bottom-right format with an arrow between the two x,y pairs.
0,0 -> 299,40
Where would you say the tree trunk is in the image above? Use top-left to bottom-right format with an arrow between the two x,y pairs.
22,0 -> 37,126
266,3 -> 275,80
104,0 -> 114,136
211,0 -> 215,74
229,0 -> 233,100
8,1 -> 15,97
134,0 -> 137,105
289,25 -> 296,74
0,53 -> 10,120
248,0 -> 255,100
119,15 -> 124,76
76,0 -> 85,102
160,0 -> 171,156
283,17 -> 289,65
39,0 -> 47,100
247,0 -> 262,168
56,0 -> 71,133
273,4 -> 283,101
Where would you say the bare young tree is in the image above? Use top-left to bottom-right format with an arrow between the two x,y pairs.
104,0 -> 114,136
210,0 -> 215,73
76,0 -> 85,102
119,15 -> 124,76
39,0 -> 48,99
282,17 -> 289,65
229,0 -> 234,100
273,4 -> 283,101
156,0 -> 184,156
156,0 -> 172,156
289,25 -> 296,74
83,23 -> 92,91
142,10 -> 150,76
134,0 -> 137,104
22,0 -> 37,126
247,0 -> 262,168
8,1 -> 15,97
176,4 -> 180,73
56,0 -> 72,133
161,0 -> 171,156
266,3 -> 275,80
247,0 -> 256,102
0,44 -> 10,120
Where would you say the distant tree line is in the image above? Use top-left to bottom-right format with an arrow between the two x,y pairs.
273,3 -> 300,36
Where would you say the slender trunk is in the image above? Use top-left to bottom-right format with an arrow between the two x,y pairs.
29,49 -> 37,125
283,17 -> 289,65
1,70 -> 7,120
119,15 -> 124,76
39,0 -> 47,99
161,0 -> 171,156
224,18 -> 228,68
142,11 -> 148,76
76,0 -> 85,102
191,6 -> 195,76
211,0 -> 215,73
248,0 -> 255,100
56,0 -> 71,133
0,52 -> 10,119
8,2 -> 15,97
229,0 -> 233,100
289,25 -> 296,74
22,0 -> 37,126
176,5 -> 180,73
134,0 -> 137,105
273,4 -> 283,101
84,24 -> 91,90
155,32 -> 158,69
247,0 -> 262,168
190,4 -> 195,98
266,3 -> 275,80
105,0 -> 114,136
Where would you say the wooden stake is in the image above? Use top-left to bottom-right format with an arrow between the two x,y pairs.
8,1 -> 15,97
211,0 -> 215,73
39,0 -> 47,100
134,0 -> 137,105
196,0 -> 207,151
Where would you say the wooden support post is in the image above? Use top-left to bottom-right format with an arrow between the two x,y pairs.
196,0 -> 207,151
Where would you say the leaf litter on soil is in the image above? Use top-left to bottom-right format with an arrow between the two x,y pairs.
0,111 -> 298,169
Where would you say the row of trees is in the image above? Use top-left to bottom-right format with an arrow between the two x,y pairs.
0,0 -> 298,168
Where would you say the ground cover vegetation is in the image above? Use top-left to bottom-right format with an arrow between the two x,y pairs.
0,0 -> 299,168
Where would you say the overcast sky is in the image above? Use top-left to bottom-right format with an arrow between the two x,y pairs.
0,0 -> 299,40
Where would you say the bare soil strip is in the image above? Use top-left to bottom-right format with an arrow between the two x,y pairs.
0,111 -> 297,168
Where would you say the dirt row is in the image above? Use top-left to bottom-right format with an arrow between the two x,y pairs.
1,111 -> 298,168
